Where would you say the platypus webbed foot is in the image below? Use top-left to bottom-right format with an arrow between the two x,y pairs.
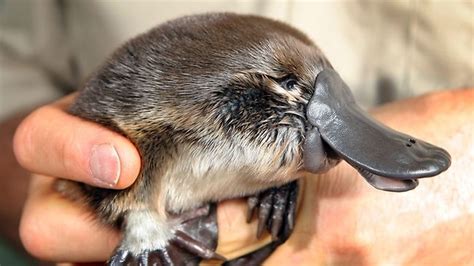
108,204 -> 223,266
247,181 -> 299,241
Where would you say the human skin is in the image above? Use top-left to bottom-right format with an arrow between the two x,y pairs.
14,89 -> 474,265
0,112 -> 32,250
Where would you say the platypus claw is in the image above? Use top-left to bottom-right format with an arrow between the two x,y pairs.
247,181 -> 298,241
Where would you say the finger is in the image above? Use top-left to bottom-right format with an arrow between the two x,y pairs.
20,175 -> 118,262
216,199 -> 273,260
13,94 -> 140,189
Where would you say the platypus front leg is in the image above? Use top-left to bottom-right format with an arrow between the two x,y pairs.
108,204 -> 223,266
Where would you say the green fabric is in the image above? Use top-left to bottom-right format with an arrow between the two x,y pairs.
0,238 -> 32,266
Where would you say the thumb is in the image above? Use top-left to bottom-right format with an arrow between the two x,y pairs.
13,94 -> 140,189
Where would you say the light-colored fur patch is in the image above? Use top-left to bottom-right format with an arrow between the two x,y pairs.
121,210 -> 175,255
161,128 -> 302,214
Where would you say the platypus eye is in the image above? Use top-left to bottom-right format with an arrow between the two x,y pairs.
279,76 -> 298,91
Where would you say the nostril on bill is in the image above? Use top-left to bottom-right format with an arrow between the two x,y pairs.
406,138 -> 417,147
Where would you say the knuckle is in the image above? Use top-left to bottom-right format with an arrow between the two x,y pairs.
13,105 -> 55,170
13,110 -> 40,168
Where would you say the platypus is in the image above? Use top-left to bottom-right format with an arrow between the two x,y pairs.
58,13 -> 451,265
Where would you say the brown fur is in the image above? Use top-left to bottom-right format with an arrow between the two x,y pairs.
59,13 -> 331,229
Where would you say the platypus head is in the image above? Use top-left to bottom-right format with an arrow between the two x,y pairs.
189,14 -> 450,192
200,13 -> 450,192
88,13 -> 450,192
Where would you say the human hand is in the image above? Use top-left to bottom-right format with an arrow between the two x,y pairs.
15,89 -> 474,264
14,94 -> 142,261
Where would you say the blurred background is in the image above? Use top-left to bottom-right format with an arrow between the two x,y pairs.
0,0 -> 472,265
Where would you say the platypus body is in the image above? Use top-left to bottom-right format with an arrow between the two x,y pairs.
60,13 -> 450,265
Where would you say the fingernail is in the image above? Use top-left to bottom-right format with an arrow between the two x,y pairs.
90,143 -> 121,187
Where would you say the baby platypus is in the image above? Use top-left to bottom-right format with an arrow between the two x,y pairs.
61,13 -> 450,265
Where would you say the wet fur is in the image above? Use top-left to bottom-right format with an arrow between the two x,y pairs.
58,13 -> 331,231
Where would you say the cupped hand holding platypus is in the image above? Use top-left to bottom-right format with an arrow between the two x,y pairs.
15,89 -> 474,265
